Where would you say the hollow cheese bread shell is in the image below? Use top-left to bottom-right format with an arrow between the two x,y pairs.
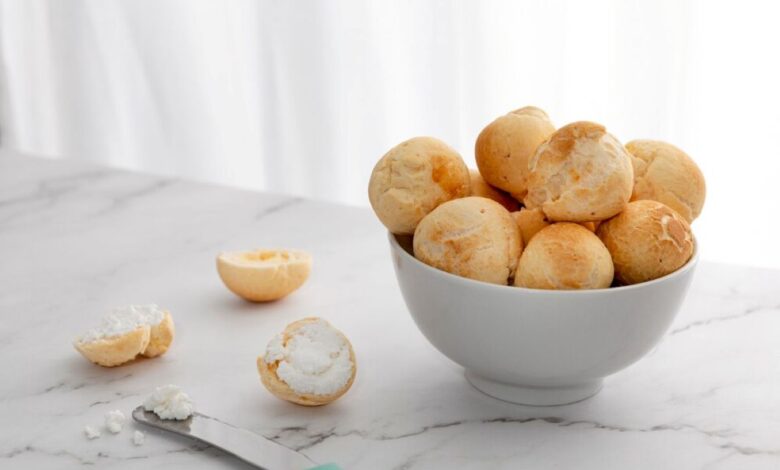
74,311 -> 175,367
142,312 -> 175,358
257,318 -> 356,406
217,250 -> 312,302
75,327 -> 151,367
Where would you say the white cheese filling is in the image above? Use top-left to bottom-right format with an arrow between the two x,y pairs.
78,304 -> 165,343
265,319 -> 353,396
144,385 -> 194,420
104,409 -> 126,434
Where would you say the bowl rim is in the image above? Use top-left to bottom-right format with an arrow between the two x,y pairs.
388,231 -> 699,296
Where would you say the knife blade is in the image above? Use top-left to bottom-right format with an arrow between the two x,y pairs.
132,406 -> 339,470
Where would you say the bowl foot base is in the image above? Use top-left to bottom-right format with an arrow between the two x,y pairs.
465,371 -> 603,406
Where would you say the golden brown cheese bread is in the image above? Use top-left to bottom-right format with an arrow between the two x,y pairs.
368,137 -> 471,234
469,169 -> 520,212
626,140 -> 706,222
525,121 -> 634,222
75,327 -> 152,367
514,223 -> 614,290
511,208 -> 598,247
475,106 -> 555,200
74,308 -> 175,367
413,197 -> 521,285
512,105 -> 553,122
511,208 -> 550,247
142,312 -> 176,358
597,200 -> 694,284
257,318 -> 356,406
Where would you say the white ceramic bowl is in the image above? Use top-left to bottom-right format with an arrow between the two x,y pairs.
389,233 -> 698,406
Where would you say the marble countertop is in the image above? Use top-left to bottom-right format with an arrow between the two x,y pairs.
1,151 -> 779,469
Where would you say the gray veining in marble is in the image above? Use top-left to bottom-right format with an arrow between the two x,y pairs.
1,150 -> 778,469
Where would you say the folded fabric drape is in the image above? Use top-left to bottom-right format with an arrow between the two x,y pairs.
2,0 -> 779,267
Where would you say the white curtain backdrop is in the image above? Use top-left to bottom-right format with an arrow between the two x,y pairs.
2,0 -> 779,268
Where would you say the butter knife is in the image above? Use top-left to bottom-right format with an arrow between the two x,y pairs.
132,406 -> 340,470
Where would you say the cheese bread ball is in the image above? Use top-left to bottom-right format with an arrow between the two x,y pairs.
511,208 -> 550,247
511,208 -> 598,247
626,140 -> 706,222
469,169 -> 519,212
525,121 -> 634,222
368,137 -> 470,234
586,221 -> 600,232
597,200 -> 694,285
258,317 -> 356,406
512,105 -> 553,122
475,106 -> 556,200
413,197 -> 521,285
514,223 -> 614,290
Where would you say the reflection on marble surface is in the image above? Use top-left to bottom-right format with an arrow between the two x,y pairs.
1,151 -> 778,469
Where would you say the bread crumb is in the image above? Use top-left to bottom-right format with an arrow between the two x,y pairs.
84,425 -> 101,440
144,385 -> 194,420
105,409 -> 126,434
